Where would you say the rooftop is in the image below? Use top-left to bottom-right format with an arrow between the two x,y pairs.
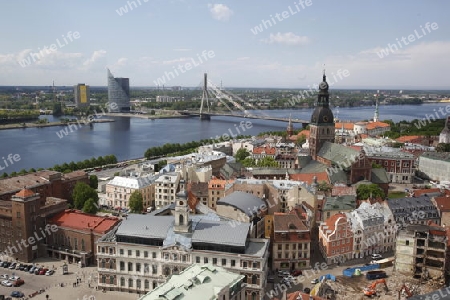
323,195 -> 356,211
50,210 -> 120,234
108,175 -> 158,189
420,151 -> 450,162
217,191 -> 265,217
138,264 -> 244,300
273,213 -> 309,232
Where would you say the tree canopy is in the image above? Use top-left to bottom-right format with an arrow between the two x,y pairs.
235,148 -> 250,162
72,182 -> 99,213
356,183 -> 385,200
129,191 -> 144,213
89,175 -> 98,189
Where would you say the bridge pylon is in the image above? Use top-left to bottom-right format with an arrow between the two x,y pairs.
199,73 -> 210,120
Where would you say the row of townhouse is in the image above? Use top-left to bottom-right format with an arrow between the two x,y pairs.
319,194 -> 444,264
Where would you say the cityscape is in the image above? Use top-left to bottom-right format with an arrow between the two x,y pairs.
1,1 -> 450,300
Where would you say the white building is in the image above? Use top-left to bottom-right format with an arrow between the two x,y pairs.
138,264 -> 246,300
97,194 -> 270,299
346,202 -> 396,259
154,172 -> 180,209
418,152 -> 450,182
105,175 -> 157,209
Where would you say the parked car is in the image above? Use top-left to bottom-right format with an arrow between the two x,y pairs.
18,265 -> 25,271
3,262 -> 10,268
371,253 -> 382,260
277,271 -> 290,278
311,278 -> 319,284
1,280 -> 12,287
12,279 -> 24,287
283,275 -> 295,283
8,263 -> 16,269
11,291 -> 24,298
0,274 -> 9,279
45,270 -> 54,276
291,270 -> 303,276
35,267 -> 43,275
39,268 -> 48,275
8,275 -> 19,281
29,266 -> 36,274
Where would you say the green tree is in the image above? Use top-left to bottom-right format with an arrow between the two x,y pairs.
241,157 -> 257,167
72,182 -> 99,210
257,157 -> 279,167
150,110 -> 155,115
1,173 -> 8,178
235,148 -> 250,162
371,162 -> 383,168
357,183 -> 385,200
129,191 -> 144,213
296,134 -> 307,146
89,175 -> 98,189
317,181 -> 332,192
82,198 -> 98,214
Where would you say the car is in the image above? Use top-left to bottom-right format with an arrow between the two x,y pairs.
35,267 -> 43,275
1,280 -> 12,287
291,270 -> 303,276
18,265 -> 25,271
3,262 -> 10,268
371,254 -> 383,260
45,270 -> 54,276
0,274 -> 9,279
277,270 -> 290,278
311,278 -> 319,284
39,268 -> 48,275
15,264 -> 22,270
8,263 -> 16,269
8,275 -> 19,281
29,266 -> 36,273
12,279 -> 24,287
283,275 -> 295,282
10,291 -> 24,298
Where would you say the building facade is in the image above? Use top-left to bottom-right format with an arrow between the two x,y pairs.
96,196 -> 269,299
154,173 -> 180,209
107,68 -> 130,112
105,175 -> 156,210
366,151 -> 415,183
319,213 -> 354,264
73,83 -> 90,108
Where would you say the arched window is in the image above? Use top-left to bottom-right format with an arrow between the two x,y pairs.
101,260 -> 105,269
128,278 -> 133,288
110,276 -> 114,284
101,275 -> 106,284
164,267 -> 171,276
120,277 -> 125,287
252,292 -> 257,300
144,279 -> 149,289
136,279 -> 141,289
179,214 -> 184,225
153,281 -> 158,289
252,275 -> 258,285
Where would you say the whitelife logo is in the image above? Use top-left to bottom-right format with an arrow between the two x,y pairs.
18,31 -> 81,67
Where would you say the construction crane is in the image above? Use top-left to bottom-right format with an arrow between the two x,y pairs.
363,278 -> 388,297
398,284 -> 413,299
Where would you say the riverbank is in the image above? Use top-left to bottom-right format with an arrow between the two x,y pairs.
0,118 -> 114,131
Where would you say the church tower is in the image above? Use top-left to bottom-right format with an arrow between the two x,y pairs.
287,114 -> 294,136
373,90 -> 379,122
173,190 -> 192,233
309,71 -> 335,160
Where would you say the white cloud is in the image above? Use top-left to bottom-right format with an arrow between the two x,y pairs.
83,50 -> 107,67
261,32 -> 310,46
162,57 -> 191,64
208,4 -> 233,21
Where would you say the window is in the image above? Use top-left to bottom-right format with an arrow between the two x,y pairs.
144,280 -> 149,289
110,276 -> 114,285
128,250 -> 132,256
136,263 -> 141,272
120,277 -> 125,287
222,259 -> 226,266
243,261 -> 247,268
196,257 -> 200,263
152,265 -> 157,274
120,261 -> 125,271
128,278 -> 133,288
128,262 -> 133,271
137,279 -> 141,289
213,258 -> 217,265
152,252 -> 156,259
204,257 -> 208,263
144,251 -> 148,258
136,250 -> 140,257
231,260 -> 235,267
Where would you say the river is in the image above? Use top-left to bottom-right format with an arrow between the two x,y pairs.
0,103 -> 447,173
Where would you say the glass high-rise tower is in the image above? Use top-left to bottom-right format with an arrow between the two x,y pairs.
107,68 -> 130,112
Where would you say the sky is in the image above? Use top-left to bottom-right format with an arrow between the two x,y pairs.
0,0 -> 449,89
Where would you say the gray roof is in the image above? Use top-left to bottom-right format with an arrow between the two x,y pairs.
299,160 -> 328,174
317,142 -> 360,165
420,152 -> 450,162
371,168 -> 389,184
218,191 -> 266,217
323,195 -> 356,211
115,213 -> 251,249
328,169 -> 348,185
387,196 -> 438,220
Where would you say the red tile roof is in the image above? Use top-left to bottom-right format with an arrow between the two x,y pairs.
414,188 -> 441,197
290,172 -> 329,184
335,122 -> 354,130
332,186 -> 356,197
14,189 -> 36,198
396,135 -> 423,143
50,210 -> 120,234
366,121 -> 390,130
252,146 -> 276,155
433,196 -> 450,212
324,213 -> 347,232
